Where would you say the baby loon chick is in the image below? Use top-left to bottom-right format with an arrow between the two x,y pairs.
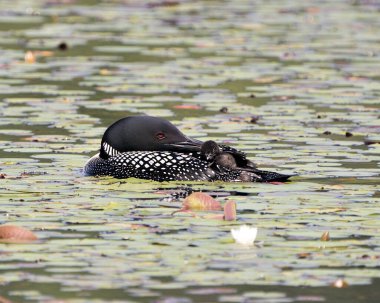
201,140 -> 236,168
84,116 -> 292,182
201,140 -> 262,182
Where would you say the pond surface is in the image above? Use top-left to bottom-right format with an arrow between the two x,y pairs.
0,0 -> 379,302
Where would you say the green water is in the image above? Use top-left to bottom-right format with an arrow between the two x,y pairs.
0,0 -> 379,302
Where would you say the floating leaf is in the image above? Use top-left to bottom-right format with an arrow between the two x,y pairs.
321,231 -> 330,241
24,51 -> 35,64
224,200 -> 237,221
0,296 -> 13,303
180,192 -> 222,212
0,225 -> 37,243
364,135 -> 380,145
331,278 -> 349,288
173,104 -> 202,110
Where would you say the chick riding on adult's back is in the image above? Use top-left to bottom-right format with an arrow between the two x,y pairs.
84,116 -> 292,182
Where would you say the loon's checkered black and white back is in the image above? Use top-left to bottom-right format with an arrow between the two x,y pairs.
84,150 -> 288,182
109,151 -> 214,181
84,116 -> 292,182
84,151 -> 247,182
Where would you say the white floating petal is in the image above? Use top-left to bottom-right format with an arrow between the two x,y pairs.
231,225 -> 258,246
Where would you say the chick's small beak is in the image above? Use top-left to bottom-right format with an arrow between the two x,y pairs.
205,153 -> 214,161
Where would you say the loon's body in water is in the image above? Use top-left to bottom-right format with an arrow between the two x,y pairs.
84,116 -> 292,182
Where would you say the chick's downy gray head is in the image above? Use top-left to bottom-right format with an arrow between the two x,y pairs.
201,140 -> 221,161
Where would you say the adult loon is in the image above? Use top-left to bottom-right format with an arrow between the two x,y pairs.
84,116 -> 292,182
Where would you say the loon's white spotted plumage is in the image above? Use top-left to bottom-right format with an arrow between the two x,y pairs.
84,116 -> 292,183
109,151 -> 215,181
85,150 -> 247,182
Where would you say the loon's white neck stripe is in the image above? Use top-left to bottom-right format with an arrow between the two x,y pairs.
103,142 -> 120,157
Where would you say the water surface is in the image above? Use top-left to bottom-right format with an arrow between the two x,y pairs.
0,0 -> 379,302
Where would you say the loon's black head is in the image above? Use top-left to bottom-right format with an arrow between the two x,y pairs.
99,116 -> 203,159
200,140 -> 221,161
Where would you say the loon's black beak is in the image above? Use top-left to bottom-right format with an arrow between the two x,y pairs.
166,137 -> 203,152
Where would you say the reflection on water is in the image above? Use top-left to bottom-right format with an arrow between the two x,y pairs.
0,0 -> 379,302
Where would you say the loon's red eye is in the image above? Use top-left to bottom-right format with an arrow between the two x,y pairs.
155,132 -> 166,140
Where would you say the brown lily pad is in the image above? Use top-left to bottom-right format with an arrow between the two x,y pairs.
0,225 -> 38,243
